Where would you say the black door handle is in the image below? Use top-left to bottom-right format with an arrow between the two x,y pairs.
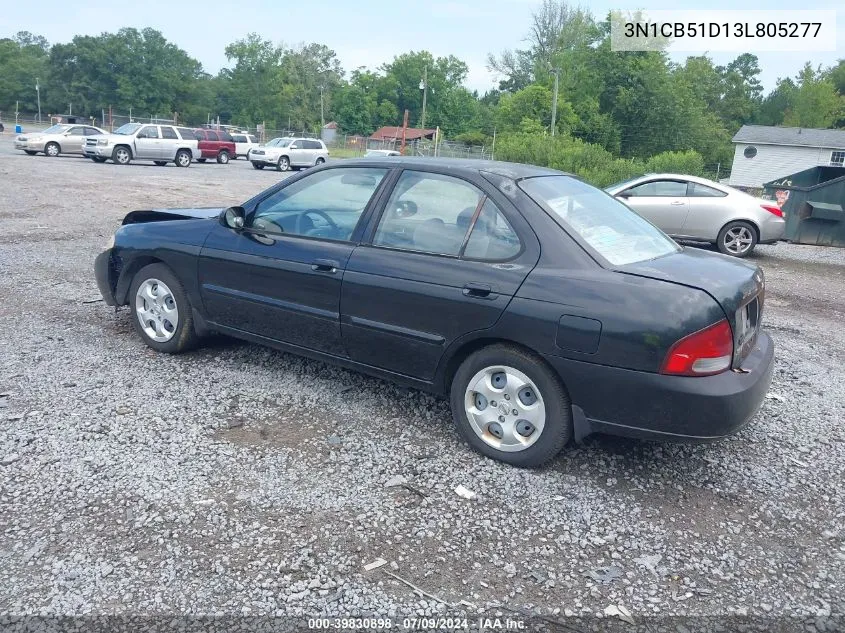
463,282 -> 495,299
311,258 -> 339,273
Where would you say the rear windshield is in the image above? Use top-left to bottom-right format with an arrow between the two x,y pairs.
519,176 -> 680,266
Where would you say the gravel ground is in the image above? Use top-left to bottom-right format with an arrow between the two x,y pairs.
0,140 -> 843,633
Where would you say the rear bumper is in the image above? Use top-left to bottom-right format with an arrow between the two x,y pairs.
759,217 -> 786,243
94,249 -> 118,306
546,330 -> 775,441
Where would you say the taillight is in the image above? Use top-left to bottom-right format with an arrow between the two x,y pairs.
661,319 -> 733,376
761,204 -> 784,218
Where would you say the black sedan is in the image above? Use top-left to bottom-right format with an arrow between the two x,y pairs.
95,158 -> 774,467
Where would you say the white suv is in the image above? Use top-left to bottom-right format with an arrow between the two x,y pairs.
248,137 -> 329,171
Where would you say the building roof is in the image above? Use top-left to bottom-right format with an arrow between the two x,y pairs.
323,121 -> 338,129
733,125 -> 845,149
370,126 -> 437,141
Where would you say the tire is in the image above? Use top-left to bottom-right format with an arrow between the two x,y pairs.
197,158 -> 207,163
91,157 -> 107,163
128,263 -> 199,354
717,221 -> 758,257
252,162 -> 264,170
315,157 -> 325,166
153,161 -> 167,166
276,155 -> 290,172
45,142 -> 60,157
217,150 -> 230,164
24,150 -> 37,156
450,344 -> 571,467
175,150 -> 192,168
112,145 -> 131,165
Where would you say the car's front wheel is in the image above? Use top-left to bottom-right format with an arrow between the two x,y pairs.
450,344 -> 572,467
175,150 -> 192,168
718,221 -> 757,257
217,150 -> 230,164
276,156 -> 290,171
252,162 -> 264,170
129,263 -> 199,354
45,142 -> 60,157
112,146 -> 131,165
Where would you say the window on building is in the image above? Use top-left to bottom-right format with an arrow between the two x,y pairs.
744,146 -> 757,159
831,151 -> 845,167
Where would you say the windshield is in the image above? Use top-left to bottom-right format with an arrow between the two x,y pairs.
41,124 -> 71,135
265,137 -> 292,148
605,175 -> 645,192
114,123 -> 142,135
520,176 -> 680,266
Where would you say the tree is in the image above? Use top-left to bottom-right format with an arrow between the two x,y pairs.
782,63 -> 844,128
0,32 -> 49,113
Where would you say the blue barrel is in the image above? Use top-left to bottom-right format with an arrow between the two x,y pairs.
15,125 -> 22,134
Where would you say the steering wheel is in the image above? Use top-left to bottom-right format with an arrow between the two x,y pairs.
295,209 -> 338,235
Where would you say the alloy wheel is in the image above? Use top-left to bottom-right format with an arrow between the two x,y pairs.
464,365 -> 546,452
45,143 -> 59,157
135,278 -> 179,342
723,226 -> 754,255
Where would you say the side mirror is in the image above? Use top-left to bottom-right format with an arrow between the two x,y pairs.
289,144 -> 298,149
617,191 -> 632,199
222,206 -> 246,230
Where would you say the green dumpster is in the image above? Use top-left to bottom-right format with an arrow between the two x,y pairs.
762,166 -> 845,247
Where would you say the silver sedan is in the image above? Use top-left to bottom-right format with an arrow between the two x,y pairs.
605,174 -> 785,257
15,123 -> 106,157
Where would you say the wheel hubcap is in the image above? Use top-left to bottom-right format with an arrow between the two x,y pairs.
464,365 -> 546,452
47,145 -> 58,156
135,278 -> 179,342
724,227 -> 753,254
117,149 -> 128,163
178,153 -> 189,166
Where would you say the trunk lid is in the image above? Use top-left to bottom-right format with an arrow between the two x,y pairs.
619,248 -> 765,366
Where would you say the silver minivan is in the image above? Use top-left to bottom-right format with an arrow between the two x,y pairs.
248,137 -> 329,171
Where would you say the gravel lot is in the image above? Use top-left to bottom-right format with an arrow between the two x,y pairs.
0,139 -> 843,632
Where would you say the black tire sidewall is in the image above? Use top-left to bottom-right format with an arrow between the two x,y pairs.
450,344 -> 572,467
112,146 -> 130,165
717,221 -> 757,257
175,151 -> 191,167
277,156 -> 289,171
217,151 -> 229,164
46,142 -> 60,157
128,263 -> 196,353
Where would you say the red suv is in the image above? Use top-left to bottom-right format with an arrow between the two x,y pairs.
192,129 -> 236,164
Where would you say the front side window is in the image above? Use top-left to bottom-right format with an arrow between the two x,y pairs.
688,182 -> 727,197
207,131 -> 219,141
624,180 -> 688,197
67,126 -> 86,136
137,126 -> 159,139
251,168 -> 387,241
85,127 -> 101,136
520,176 -> 680,267
831,151 -> 845,167
160,126 -> 178,140
374,171 -> 483,256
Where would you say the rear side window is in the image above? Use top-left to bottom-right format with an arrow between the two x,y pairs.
177,128 -> 196,140
219,131 -> 233,142
160,126 -> 178,140
624,180 -> 687,197
374,171 -> 483,256
520,176 -> 680,266
85,127 -> 100,136
463,199 -> 521,261
232,134 -> 245,142
688,182 -> 727,197
207,131 -> 219,141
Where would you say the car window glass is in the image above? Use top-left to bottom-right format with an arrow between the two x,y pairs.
219,131 -> 233,142
374,171 -> 483,256
160,126 -> 178,140
252,168 -> 387,241
138,126 -> 159,139
207,131 -> 219,141
249,135 -> 258,143
177,128 -> 196,140
232,134 -> 244,142
85,127 -> 100,136
688,182 -> 727,197
68,127 -> 86,135
463,199 -> 522,261
625,180 -> 687,197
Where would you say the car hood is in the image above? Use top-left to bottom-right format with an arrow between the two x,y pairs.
86,133 -> 133,143
122,207 -> 225,225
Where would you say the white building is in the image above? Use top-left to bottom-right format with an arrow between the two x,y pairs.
729,125 -> 845,189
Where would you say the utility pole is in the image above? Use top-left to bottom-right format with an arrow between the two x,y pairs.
68,103 -> 72,116
550,68 -> 560,136
35,78 -> 41,123
419,66 -> 428,130
320,85 -> 325,129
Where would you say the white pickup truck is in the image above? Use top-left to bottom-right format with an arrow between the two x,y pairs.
83,123 -> 199,167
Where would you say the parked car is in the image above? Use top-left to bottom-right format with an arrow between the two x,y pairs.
83,123 -> 198,167
15,123 -> 106,157
192,128 -> 237,164
248,137 -> 329,171
231,132 -> 259,158
605,174 -> 785,257
95,158 -> 773,467
365,149 -> 400,157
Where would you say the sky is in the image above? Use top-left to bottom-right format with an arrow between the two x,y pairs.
3,0 -> 843,94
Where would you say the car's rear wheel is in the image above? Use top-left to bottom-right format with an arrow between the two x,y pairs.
24,150 -> 37,156
276,156 -> 290,171
45,142 -> 60,157
315,157 -> 325,166
217,150 -> 230,164
252,162 -> 264,170
129,263 -> 199,354
153,161 -> 167,166
112,146 -> 131,165
450,344 -> 571,467
175,150 -> 192,168
718,221 -> 757,257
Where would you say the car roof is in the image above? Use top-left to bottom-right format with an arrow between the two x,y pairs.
335,157 -> 568,180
